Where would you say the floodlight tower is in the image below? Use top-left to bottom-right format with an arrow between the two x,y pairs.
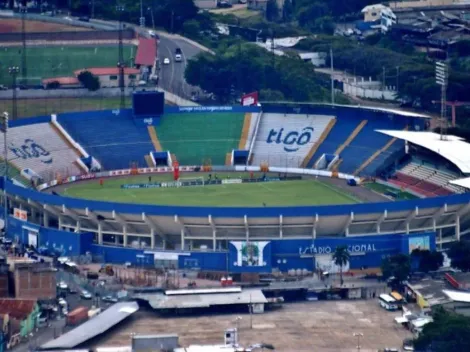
9,67 -> 19,120
116,3 -> 126,110
20,2 -> 27,84
435,61 -> 448,141
1,111 -> 9,235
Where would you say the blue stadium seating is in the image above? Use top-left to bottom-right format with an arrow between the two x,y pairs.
58,110 -> 153,170
339,117 -> 407,174
306,118 -> 359,168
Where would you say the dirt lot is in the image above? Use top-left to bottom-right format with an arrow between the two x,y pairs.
0,18 -> 90,33
89,301 -> 412,352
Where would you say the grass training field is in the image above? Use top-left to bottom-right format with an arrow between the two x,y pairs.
0,45 -> 136,86
61,173 -> 360,207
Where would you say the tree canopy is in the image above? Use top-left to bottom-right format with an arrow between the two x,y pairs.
77,71 -> 100,91
448,240 -> 470,272
414,307 -> 470,352
411,249 -> 444,273
184,43 -> 330,103
381,253 -> 411,284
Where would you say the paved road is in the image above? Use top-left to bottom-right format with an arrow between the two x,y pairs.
157,34 -> 202,100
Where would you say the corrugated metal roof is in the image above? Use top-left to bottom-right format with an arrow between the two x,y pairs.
40,302 -> 139,350
0,299 -> 37,320
42,77 -> 80,85
139,289 -> 267,310
135,38 -> 157,66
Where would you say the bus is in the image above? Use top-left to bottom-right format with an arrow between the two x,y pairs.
391,291 -> 405,307
379,293 -> 399,311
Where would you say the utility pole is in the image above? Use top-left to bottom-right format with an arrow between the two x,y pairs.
116,3 -> 125,110
1,111 -> 9,236
436,61 -> 448,141
171,11 -> 175,33
330,47 -> 335,105
91,0 -> 95,18
139,0 -> 145,27
271,30 -> 275,68
396,66 -> 400,95
382,66 -> 386,91
20,3 -> 27,85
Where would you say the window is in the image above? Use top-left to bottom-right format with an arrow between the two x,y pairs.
109,75 -> 118,80
371,12 -> 377,16
128,74 -> 136,79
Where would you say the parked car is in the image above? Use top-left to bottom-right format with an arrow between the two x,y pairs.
102,295 -> 118,303
80,290 -> 92,300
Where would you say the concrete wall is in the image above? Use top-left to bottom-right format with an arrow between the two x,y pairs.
389,0 -> 457,9
343,80 -> 397,101
13,263 -> 56,300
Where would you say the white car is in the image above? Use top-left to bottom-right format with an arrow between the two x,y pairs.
163,57 -> 170,65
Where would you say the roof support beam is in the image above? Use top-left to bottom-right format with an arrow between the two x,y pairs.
84,207 -> 100,226
343,212 -> 354,236
432,204 -> 448,221
61,205 -> 81,222
313,214 -> 319,239
405,206 -> 419,234
244,215 -> 249,242
112,210 -> 126,226
376,210 -> 387,234
142,212 -> 168,243
279,215 -> 283,239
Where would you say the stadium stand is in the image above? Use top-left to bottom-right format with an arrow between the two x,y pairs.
392,162 -> 465,195
154,112 -> 245,165
250,113 -> 335,167
0,123 -> 82,180
58,111 -> 154,170
337,117 -> 407,175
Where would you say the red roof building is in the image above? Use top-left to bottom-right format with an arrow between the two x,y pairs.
0,299 -> 37,320
135,38 -> 157,67
42,76 -> 80,87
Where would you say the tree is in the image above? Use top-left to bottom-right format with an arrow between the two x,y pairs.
381,253 -> 411,284
414,307 -> 470,352
282,0 -> 294,22
332,245 -> 350,286
265,0 -> 279,22
448,240 -> 470,271
259,89 -> 285,101
411,249 -> 444,273
77,71 -> 100,91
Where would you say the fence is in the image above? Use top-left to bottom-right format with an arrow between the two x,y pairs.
0,28 -> 135,43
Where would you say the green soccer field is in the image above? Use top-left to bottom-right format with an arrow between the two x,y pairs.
0,45 -> 136,85
60,173 -> 360,207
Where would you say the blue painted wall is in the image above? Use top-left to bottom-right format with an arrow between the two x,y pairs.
178,251 -> 228,271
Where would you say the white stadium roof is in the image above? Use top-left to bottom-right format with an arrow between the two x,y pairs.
450,177 -> 470,190
377,130 -> 470,173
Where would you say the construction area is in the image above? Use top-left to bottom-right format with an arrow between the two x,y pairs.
84,301 -> 412,352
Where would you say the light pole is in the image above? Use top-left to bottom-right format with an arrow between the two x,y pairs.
353,332 -> 363,352
116,3 -> 125,110
20,4 -> 27,85
1,112 -> 9,236
9,66 -> 19,120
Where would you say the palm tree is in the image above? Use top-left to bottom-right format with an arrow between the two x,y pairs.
333,245 -> 350,286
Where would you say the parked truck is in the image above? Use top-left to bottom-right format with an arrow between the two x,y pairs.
66,306 -> 89,326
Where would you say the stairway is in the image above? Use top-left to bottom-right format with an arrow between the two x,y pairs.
238,113 -> 253,150
335,120 -> 368,155
301,118 -> 337,168
148,126 -> 162,151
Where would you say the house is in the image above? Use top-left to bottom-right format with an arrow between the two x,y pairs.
195,0 -> 218,9
135,38 -> 157,69
0,256 -> 8,297
442,290 -> 470,316
361,4 -> 388,22
9,259 -> 56,300
0,299 -> 40,338
74,68 -> 141,88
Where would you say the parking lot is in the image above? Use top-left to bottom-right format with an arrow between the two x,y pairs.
87,300 -> 412,352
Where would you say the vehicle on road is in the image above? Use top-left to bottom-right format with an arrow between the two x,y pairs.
148,30 -> 159,39
218,1 -> 233,8
80,290 -> 92,300
163,57 -> 170,65
175,48 -> 182,62
102,295 -> 118,303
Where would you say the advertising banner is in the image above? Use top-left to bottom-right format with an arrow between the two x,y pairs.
14,208 -> 27,221
241,91 -> 259,106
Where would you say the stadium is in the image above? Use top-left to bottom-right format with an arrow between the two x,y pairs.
1,92 -> 468,274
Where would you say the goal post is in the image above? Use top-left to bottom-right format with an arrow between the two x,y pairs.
177,176 -> 205,187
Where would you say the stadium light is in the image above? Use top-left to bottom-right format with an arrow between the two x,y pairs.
1,112 -> 9,236
435,61 -> 448,141
8,66 -> 19,120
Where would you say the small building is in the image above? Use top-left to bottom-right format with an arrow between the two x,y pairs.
9,259 -> 56,300
74,68 -> 141,88
405,278 -> 451,311
41,76 -> 81,89
361,4 -> 388,22
0,299 -> 40,338
442,290 -> 470,316
135,38 -> 157,70
298,52 -> 327,67
195,0 -> 218,9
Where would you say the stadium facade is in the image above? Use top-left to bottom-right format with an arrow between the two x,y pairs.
0,103 -> 467,273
